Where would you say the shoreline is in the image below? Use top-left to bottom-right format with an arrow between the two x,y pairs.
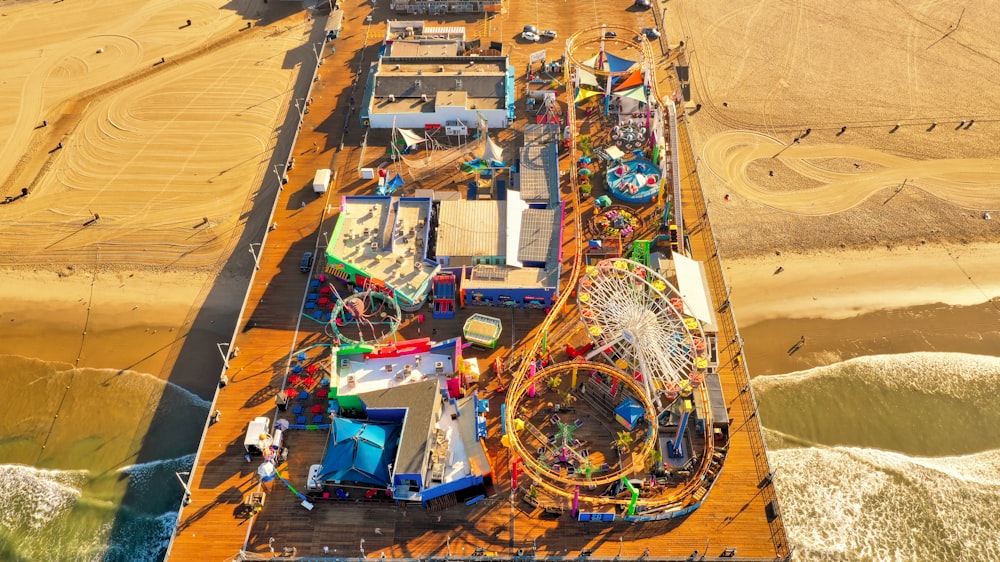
724,242 -> 1000,325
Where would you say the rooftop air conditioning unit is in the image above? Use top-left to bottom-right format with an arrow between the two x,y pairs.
340,358 -> 350,369
404,365 -> 413,374
385,364 -> 395,373
347,374 -> 356,385
435,361 -> 444,373
388,94 -> 395,102
414,355 -> 421,365
397,256 -> 405,265
417,69 -> 423,75
438,65 -> 445,72
370,242 -> 379,251
417,219 -> 426,226
421,94 -> 428,102
394,64 -> 401,70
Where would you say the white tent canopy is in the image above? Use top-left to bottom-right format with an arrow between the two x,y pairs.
397,128 -> 426,149
673,253 -> 718,332
483,136 -> 504,164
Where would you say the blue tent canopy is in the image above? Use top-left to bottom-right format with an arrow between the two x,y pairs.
318,417 -> 401,487
614,396 -> 645,430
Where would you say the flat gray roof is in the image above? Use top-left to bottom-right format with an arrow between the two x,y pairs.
357,379 -> 441,477
518,208 -> 560,264
388,40 -> 461,58
327,196 -> 437,305
517,144 -> 559,202
524,123 -> 560,146
436,200 -> 505,258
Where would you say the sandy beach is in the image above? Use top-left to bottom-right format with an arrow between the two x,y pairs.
661,0 -> 1000,332
0,0 -> 314,557
665,2 -> 1000,557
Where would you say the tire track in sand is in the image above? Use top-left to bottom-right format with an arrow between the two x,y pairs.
701,130 -> 1000,215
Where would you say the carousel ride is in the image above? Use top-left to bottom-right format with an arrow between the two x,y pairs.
587,204 -> 644,243
606,158 -> 660,203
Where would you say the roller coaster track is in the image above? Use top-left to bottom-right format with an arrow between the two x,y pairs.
502,25 -> 717,511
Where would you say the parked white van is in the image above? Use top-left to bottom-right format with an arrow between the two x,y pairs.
244,417 -> 271,455
313,168 -> 332,194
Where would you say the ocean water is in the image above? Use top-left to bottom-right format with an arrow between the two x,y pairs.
756,352 -> 1000,561
0,356 -> 207,562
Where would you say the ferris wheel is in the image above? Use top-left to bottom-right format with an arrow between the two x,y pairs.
326,290 -> 401,345
576,258 -> 708,406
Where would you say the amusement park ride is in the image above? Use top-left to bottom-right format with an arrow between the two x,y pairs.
496,25 -> 726,520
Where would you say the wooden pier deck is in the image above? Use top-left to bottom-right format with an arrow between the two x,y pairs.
167,1 -> 790,561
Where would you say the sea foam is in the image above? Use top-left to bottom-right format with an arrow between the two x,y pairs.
770,446 -> 1000,562
754,352 -> 1000,455
0,464 -> 86,533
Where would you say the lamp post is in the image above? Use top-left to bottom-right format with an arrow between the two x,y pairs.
446,535 -> 452,558
322,231 -> 329,249
249,243 -> 261,270
313,42 -> 324,65
273,164 -> 285,188
217,342 -> 230,370
175,471 -> 192,505
360,538 -> 366,558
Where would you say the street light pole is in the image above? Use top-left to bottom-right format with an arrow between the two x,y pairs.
360,538 -> 366,558
216,342 -> 230,369
175,471 -> 192,505
249,243 -> 261,270
294,98 -> 306,122
273,164 -> 285,189
447,535 -> 452,558
313,42 -> 323,65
